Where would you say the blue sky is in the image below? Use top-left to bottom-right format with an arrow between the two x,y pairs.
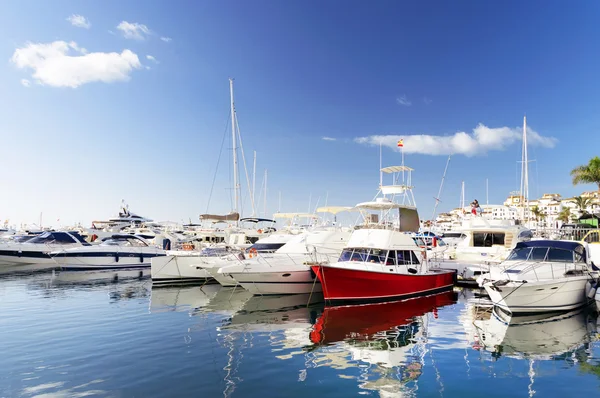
2,1 -> 600,227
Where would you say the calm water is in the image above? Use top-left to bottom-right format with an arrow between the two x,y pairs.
1,271 -> 600,397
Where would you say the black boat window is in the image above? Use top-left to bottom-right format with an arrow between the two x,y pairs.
28,232 -> 77,244
386,250 -> 397,265
473,233 -> 505,247
395,250 -> 420,265
530,247 -> 549,262
248,243 -> 286,252
507,247 -> 531,261
546,248 -> 574,263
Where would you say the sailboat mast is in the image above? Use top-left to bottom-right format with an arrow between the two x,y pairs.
252,151 -> 257,216
263,169 -> 268,216
520,116 -> 529,222
229,78 -> 239,213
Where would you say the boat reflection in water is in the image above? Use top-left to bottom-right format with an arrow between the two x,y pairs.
473,305 -> 598,360
309,291 -> 457,396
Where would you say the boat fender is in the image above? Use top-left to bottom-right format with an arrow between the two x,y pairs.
421,249 -> 427,260
115,253 -> 119,263
140,253 -> 144,263
17,250 -> 22,258
432,237 -> 437,248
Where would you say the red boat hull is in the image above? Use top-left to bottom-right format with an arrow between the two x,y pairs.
310,290 -> 456,345
311,264 -> 456,304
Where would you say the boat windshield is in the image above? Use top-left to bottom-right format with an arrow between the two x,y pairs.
101,237 -> 148,247
339,248 -> 421,265
506,246 -> 581,263
248,242 -> 286,252
27,232 -> 78,245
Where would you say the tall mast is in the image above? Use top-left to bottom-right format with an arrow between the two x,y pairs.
519,115 -> 529,222
460,181 -> 465,210
229,78 -> 239,213
263,169 -> 268,216
486,178 -> 489,205
252,151 -> 257,216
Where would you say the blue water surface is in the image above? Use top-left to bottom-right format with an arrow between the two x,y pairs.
1,271 -> 599,397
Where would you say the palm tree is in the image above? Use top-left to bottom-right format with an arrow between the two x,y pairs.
531,206 -> 546,228
558,207 -> 571,223
571,156 -> 600,190
573,195 -> 592,216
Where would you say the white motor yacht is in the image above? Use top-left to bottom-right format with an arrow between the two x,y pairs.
51,234 -> 166,270
151,232 -> 296,286
217,226 -> 353,295
431,218 -> 534,284
0,231 -> 89,272
478,240 -> 599,314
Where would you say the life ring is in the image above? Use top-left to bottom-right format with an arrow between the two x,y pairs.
248,248 -> 258,258
257,229 -> 263,234
90,234 -> 98,242
182,243 -> 194,251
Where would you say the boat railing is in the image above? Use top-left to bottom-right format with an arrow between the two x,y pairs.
500,260 -> 588,282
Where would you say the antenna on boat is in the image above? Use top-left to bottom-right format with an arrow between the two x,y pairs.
486,178 -> 489,205
379,140 -> 383,188
229,78 -> 240,214
252,151 -> 257,216
460,181 -> 465,213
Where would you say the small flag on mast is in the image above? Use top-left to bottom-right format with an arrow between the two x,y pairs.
397,139 -> 404,148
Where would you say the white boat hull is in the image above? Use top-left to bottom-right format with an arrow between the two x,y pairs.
53,254 -> 162,270
484,277 -> 593,313
151,253 -> 214,285
204,265 -> 238,287
229,270 -> 321,295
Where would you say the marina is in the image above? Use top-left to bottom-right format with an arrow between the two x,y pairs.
4,2 -> 600,396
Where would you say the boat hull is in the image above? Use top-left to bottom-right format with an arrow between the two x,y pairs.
311,264 -> 456,304
232,270 -> 321,295
484,277 -> 593,314
151,254 -> 214,286
205,266 -> 238,287
53,253 -> 164,270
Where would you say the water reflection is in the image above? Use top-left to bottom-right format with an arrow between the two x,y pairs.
473,306 -> 598,360
4,271 -> 600,397
309,291 -> 457,397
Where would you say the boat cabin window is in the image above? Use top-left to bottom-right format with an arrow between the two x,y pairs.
249,243 -> 286,252
473,233 -> 505,247
530,247 -> 549,262
507,247 -> 531,261
367,249 -> 387,264
396,250 -> 420,265
441,233 -> 466,239
351,248 -> 369,262
28,232 -> 78,245
546,248 -> 575,263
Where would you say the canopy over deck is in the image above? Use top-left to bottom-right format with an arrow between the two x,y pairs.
381,165 -> 414,173
316,206 -> 353,215
273,213 -> 318,219
199,212 -> 240,222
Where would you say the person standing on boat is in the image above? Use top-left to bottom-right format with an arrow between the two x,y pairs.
470,199 -> 482,216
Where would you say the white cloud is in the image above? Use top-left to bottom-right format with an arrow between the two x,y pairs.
11,41 -> 142,88
160,36 -> 172,43
322,136 -> 337,141
67,14 -> 91,29
116,21 -> 151,40
146,55 -> 158,63
354,123 -> 557,157
396,95 -> 411,106
423,97 -> 432,105
21,79 -> 31,87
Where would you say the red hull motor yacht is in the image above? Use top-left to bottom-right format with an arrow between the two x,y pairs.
311,165 -> 456,304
